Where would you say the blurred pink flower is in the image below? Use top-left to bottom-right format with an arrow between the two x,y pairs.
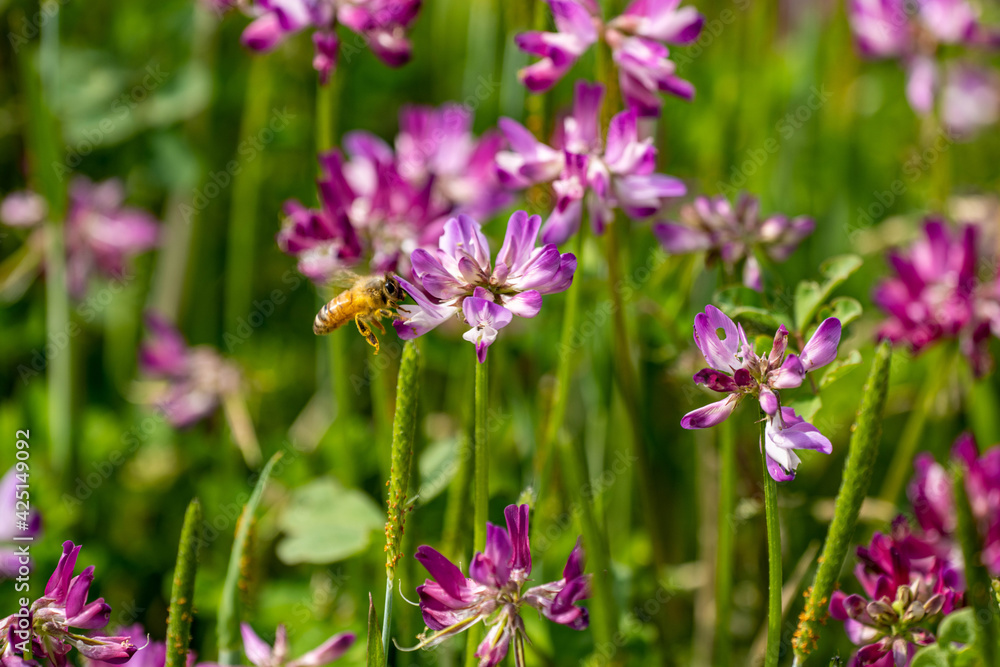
873,218 -> 1000,376
239,0 -> 422,83
517,0 -> 703,117
496,80 -> 686,245
277,104 -> 509,282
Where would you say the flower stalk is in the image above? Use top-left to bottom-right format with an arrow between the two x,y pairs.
759,411 -> 782,667
166,499 -> 203,667
793,341 -> 892,661
466,353 -> 490,665
225,56 -> 273,332
383,340 -> 422,656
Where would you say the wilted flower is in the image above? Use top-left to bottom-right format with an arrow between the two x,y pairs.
829,518 -> 964,667
0,179 -> 159,300
405,504 -> 589,666
909,433 -> 1000,575
847,0 -> 1000,134
138,313 -> 260,465
680,305 -> 842,481
0,468 -> 42,580
238,0 -> 422,83
0,541 -> 139,666
517,0 -> 704,116
393,211 -> 576,362
873,218 -> 1000,377
240,623 -> 354,667
496,80 -> 686,245
653,192 -> 815,290
277,104 -> 508,282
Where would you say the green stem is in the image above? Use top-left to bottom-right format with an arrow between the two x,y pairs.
879,345 -> 951,503
561,432 -> 617,657
714,419 -> 736,665
383,341 -> 421,656
759,412 -> 781,667
218,453 -> 283,665
794,342 -> 892,661
466,355 -> 490,667
605,217 -> 668,570
534,220 -> 585,490
225,57 -> 273,333
953,466 -> 999,666
166,499 -> 203,667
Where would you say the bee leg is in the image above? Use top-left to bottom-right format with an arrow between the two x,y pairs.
355,314 -> 380,355
371,317 -> 386,335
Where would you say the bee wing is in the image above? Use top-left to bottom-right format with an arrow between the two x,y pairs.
321,270 -> 364,297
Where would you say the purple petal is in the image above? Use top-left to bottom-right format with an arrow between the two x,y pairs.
504,504 -> 531,572
692,368 -> 738,393
287,633 -> 354,667
45,540 -> 81,599
681,395 -> 738,429
653,222 -> 712,254
241,623 -> 273,667
0,190 -> 47,227
415,546 -> 469,602
800,318 -> 842,371
501,291 -> 543,318
758,386 -> 779,416
496,210 -> 542,275
768,354 -> 806,389
692,304 -> 740,370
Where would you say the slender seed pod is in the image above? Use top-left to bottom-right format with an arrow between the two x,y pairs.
165,499 -> 202,667
793,341 -> 892,661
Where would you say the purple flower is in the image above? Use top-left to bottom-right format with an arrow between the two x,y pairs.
497,81 -> 686,245
829,518 -> 963,667
681,305 -> 841,480
406,504 -> 589,666
138,314 -> 259,465
0,468 -> 42,580
909,434 -> 1000,576
240,623 -> 354,667
0,541 -> 139,667
393,211 -> 576,362
86,624 -> 204,667
239,0 -> 421,83
0,179 -> 160,300
653,192 -> 815,291
278,105 -> 508,282
873,218 -> 1000,377
0,191 -> 47,228
517,0 -> 703,116
847,0 -> 1000,131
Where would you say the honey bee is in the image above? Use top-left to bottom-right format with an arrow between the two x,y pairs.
313,273 -> 404,355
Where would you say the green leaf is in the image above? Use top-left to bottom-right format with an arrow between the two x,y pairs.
911,645 -> 951,667
418,437 -> 459,506
793,341 -> 892,661
218,452 -> 283,665
828,297 -> 864,328
794,254 -> 863,332
729,306 -> 784,337
820,349 -> 864,388
366,594 -> 386,667
276,477 -> 384,565
938,608 -> 978,647
820,254 -> 864,284
787,395 -> 822,422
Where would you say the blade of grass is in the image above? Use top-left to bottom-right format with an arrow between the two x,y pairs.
218,452 -> 283,665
